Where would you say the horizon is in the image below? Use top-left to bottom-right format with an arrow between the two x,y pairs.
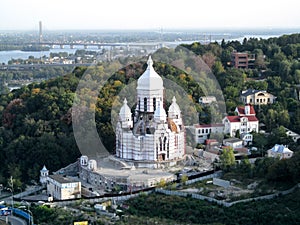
1,27 -> 299,35
1,0 -> 300,31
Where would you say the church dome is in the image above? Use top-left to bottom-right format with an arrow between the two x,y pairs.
168,96 -> 181,115
137,56 -> 163,90
119,98 -> 132,120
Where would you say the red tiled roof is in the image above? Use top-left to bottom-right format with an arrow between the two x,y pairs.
205,139 -> 218,145
236,104 -> 256,115
226,116 -> 240,123
226,116 -> 258,122
247,116 -> 259,122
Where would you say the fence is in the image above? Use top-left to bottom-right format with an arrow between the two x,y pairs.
156,183 -> 300,208
53,190 -> 153,207
184,171 -> 222,185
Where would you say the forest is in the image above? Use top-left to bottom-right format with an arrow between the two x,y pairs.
0,33 -> 300,191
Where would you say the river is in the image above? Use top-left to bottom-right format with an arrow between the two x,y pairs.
0,32 -> 293,64
0,46 -> 102,64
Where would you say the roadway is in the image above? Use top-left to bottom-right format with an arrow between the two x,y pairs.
0,215 -> 26,225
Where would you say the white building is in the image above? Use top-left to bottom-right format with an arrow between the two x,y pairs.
223,104 -> 259,138
190,124 -> 224,144
47,174 -> 81,200
199,96 -> 216,105
223,137 -> 243,148
285,127 -> 300,143
240,89 -> 276,105
268,144 -> 294,159
115,56 -> 185,167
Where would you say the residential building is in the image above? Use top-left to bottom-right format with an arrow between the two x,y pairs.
240,133 -> 253,145
267,144 -> 294,159
47,174 -> 81,200
223,104 -> 259,137
285,127 -> 300,142
240,89 -> 276,105
223,137 -> 243,148
199,96 -> 216,105
190,124 -> 224,144
231,51 -> 255,69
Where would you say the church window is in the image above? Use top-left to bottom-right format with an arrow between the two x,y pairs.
153,97 -> 156,111
138,98 -> 140,110
144,98 -> 147,111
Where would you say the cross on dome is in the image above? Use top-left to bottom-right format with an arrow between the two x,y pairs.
147,55 -> 153,67
172,96 -> 177,103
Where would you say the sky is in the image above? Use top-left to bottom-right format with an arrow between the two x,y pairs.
0,0 -> 300,31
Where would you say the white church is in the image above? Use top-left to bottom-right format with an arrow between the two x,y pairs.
40,57 -> 187,193
115,56 -> 185,167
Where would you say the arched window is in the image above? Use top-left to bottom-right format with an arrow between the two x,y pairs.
138,98 -> 140,110
153,97 -> 156,111
144,97 -> 147,111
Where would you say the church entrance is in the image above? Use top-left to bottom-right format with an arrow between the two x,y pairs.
158,153 -> 166,161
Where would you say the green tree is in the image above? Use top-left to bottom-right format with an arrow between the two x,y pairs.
180,174 -> 188,184
219,147 -> 236,171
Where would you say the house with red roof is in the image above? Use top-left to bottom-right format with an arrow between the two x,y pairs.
222,104 -> 259,143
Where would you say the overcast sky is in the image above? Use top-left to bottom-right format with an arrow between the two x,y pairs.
1,0 -> 300,30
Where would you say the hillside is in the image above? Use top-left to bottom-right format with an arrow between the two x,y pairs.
1,33 -> 300,189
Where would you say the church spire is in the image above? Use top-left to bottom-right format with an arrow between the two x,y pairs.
147,55 -> 153,68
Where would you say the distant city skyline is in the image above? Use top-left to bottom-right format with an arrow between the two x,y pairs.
1,0 -> 300,31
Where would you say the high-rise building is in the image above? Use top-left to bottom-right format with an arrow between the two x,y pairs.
39,21 -> 43,43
